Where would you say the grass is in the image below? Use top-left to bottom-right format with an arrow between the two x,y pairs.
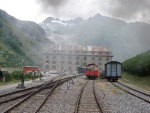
0,77 -> 38,86
120,72 -> 150,91
0,80 -> 20,86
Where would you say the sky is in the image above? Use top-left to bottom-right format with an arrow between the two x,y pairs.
0,0 -> 150,24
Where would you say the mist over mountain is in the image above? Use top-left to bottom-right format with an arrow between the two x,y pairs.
40,13 -> 150,62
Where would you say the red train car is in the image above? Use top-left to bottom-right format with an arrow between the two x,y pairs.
85,64 -> 99,79
23,66 -> 39,73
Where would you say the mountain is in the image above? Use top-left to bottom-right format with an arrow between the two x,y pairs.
40,14 -> 150,62
0,9 -> 53,68
0,9 -> 46,39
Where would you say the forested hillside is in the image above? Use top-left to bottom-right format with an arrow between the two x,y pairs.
122,50 -> 150,76
0,9 -> 53,68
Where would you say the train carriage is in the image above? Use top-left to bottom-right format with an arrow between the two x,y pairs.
105,61 -> 122,82
85,64 -> 99,79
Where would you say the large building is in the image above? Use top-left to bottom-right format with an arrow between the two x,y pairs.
43,44 -> 113,72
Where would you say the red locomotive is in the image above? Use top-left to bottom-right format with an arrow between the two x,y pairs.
85,64 -> 99,79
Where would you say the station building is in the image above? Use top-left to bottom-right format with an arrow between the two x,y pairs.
43,44 -> 113,72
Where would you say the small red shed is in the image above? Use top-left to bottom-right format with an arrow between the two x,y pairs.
23,66 -> 39,73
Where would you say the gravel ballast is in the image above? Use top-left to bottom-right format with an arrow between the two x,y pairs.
0,76 -> 150,113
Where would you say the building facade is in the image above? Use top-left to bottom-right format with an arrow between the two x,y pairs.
43,44 -> 113,72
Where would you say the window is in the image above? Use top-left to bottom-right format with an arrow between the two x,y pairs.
92,57 -> 95,61
99,62 -> 102,66
83,62 -> 87,66
46,55 -> 49,59
46,60 -> 49,64
61,56 -> 64,59
76,56 -> 79,60
106,57 -> 109,61
76,51 -> 79,54
68,56 -> 72,60
69,67 -> 72,71
99,57 -> 102,61
52,65 -> 56,69
52,50 -> 56,54
99,67 -> 101,70
61,66 -> 63,70
52,61 -> 56,64
52,55 -> 56,59
84,57 -> 87,60
69,61 -> 72,65
76,62 -> 79,65
106,52 -> 109,55
99,52 -> 102,55
92,62 -> 95,64
45,65 -> 49,70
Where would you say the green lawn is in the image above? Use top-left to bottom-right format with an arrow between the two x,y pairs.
120,72 -> 150,91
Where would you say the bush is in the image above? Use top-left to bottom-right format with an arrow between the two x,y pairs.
2,70 -> 39,82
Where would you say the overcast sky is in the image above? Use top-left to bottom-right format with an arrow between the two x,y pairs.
0,0 -> 150,24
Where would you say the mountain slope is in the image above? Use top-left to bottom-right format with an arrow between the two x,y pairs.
0,9 -> 53,68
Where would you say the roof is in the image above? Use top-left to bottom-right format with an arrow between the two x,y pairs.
45,44 -> 110,52
23,66 -> 39,68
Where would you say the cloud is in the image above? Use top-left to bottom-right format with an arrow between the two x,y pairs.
36,0 -> 150,23
106,0 -> 150,23
37,0 -> 68,8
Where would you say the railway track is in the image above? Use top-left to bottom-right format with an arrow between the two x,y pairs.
112,81 -> 150,104
0,75 -> 64,105
74,80 -> 105,113
0,75 -> 80,113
